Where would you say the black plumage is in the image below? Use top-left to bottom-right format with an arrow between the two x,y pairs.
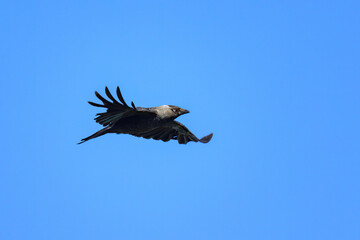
78,87 -> 213,144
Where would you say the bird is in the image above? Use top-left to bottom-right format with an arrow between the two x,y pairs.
78,87 -> 213,144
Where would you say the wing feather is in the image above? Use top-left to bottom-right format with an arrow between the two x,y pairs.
116,86 -> 129,107
135,121 -> 212,144
88,101 -> 105,108
88,87 -> 155,126
95,91 -> 113,107
105,86 -> 121,105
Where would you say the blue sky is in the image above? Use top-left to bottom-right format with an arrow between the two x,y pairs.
1,1 -> 359,239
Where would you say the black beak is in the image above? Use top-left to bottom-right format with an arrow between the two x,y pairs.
180,109 -> 190,115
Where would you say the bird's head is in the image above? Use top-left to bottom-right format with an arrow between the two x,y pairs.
156,105 -> 190,120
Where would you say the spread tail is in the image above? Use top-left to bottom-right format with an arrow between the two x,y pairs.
78,126 -> 111,144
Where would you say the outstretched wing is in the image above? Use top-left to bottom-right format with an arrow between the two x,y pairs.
88,86 -> 155,126
134,121 -> 213,144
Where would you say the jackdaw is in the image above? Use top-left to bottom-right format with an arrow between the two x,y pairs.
78,87 -> 213,144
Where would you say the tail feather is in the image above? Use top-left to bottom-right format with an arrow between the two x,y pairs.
78,127 -> 111,144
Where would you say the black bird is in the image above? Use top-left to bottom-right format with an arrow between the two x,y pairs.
78,87 -> 213,144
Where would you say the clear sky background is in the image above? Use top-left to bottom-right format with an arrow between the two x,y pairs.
1,1 -> 359,239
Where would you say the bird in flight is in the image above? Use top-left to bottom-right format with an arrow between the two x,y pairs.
78,87 -> 213,144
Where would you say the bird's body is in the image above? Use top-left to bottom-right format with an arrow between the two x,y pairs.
79,87 -> 213,144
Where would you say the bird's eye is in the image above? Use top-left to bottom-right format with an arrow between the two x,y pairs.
172,109 -> 177,113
